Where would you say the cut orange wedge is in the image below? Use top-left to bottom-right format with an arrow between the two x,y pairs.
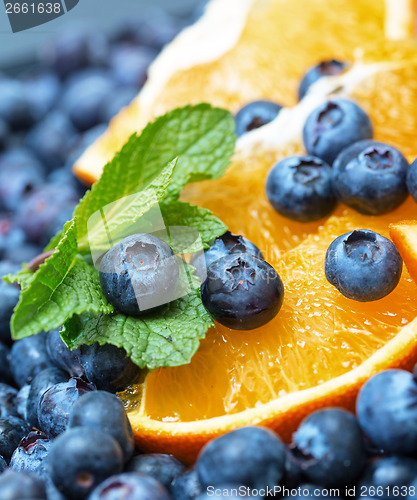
390,220 -> 417,284
73,0 -> 417,464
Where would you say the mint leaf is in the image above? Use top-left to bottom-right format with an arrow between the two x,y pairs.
145,103 -> 236,198
4,268 -> 36,289
161,201 -> 227,253
62,288 -> 213,369
71,104 -> 234,254
11,220 -> 113,340
44,230 -> 64,252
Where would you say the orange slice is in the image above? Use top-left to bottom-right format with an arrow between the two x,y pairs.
72,0 -> 417,464
390,220 -> 417,284
123,55 -> 417,462
74,0 -> 388,185
122,110 -> 417,463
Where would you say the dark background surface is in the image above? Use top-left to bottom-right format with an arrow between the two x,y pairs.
0,0 -> 200,69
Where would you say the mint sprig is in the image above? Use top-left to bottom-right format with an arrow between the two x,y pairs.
6,104 -> 236,369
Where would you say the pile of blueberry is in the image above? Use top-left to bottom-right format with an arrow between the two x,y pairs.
235,61 -> 417,223
0,327 -> 184,499
192,366 -> 417,499
2,328 -> 417,499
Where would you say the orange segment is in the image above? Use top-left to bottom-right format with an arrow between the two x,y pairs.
390,220 -> 417,283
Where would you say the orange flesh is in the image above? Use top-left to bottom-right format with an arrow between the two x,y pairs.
122,144 -> 417,422
152,0 -> 385,114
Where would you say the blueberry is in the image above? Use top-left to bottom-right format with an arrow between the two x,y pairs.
68,390 -> 134,463
63,124 -> 108,180
0,383 -> 18,418
282,449 -> 305,489
357,369 -> 417,455
266,155 -> 336,222
0,416 -> 31,462
171,469 -> 203,500
0,454 -> 5,473
0,80 -> 37,130
191,0 -> 210,22
88,472 -> 172,500
45,475 -> 67,500
5,243 -> 41,266
38,377 -> 95,438
115,7 -> 183,49
110,45 -> 156,88
235,100 -> 282,136
22,71 -> 61,121
46,330 -> 84,378
79,343 -> 140,393
99,234 -> 180,316
48,428 -> 123,500
126,454 -> 186,490
10,332 -> 56,387
324,230 -> 403,301
101,87 -> 137,123
48,166 -> 88,198
298,60 -> 348,101
9,430 -> 51,477
191,231 -> 264,282
201,254 -> 284,330
0,149 -> 45,212
0,262 -> 20,343
358,457 -> 417,500
332,140 -> 409,215
25,112 -> 78,171
0,119 -> 10,151
0,469 -> 46,500
408,480 -> 417,500
407,157 -> 417,203
40,28 -> 108,78
0,342 -> 13,385
70,122 -> 108,154
16,184 -> 79,245
60,70 -> 115,131
292,408 -> 366,488
26,367 -> 68,428
15,385 -> 30,421
0,217 -> 26,260
196,426 -> 286,490
303,99 -> 373,164
206,231 -> 263,267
